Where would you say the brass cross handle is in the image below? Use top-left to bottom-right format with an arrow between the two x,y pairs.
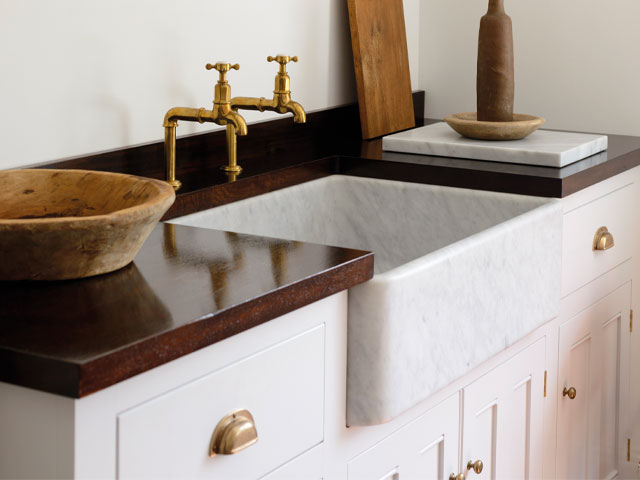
267,55 -> 298,66
563,386 -> 577,399
449,474 -> 465,480
206,62 -> 240,82
267,55 -> 299,77
467,459 -> 484,474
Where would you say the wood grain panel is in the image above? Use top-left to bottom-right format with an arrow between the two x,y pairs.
348,0 -> 415,139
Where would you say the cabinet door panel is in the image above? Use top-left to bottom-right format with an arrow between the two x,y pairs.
259,445 -> 323,480
558,328 -> 594,479
348,393 -> 459,480
556,282 -> 630,480
600,313 -> 623,478
463,338 -> 545,480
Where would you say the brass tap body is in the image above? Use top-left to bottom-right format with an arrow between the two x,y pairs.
163,62 -> 248,190
223,55 -> 307,176
231,55 -> 306,123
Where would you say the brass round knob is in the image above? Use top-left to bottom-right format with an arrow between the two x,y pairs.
563,386 -> 577,399
467,459 -> 484,474
593,226 -> 614,251
449,474 -> 465,480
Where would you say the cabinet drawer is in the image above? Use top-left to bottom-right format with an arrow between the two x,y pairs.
562,183 -> 636,296
117,325 -> 325,480
259,445 -> 323,480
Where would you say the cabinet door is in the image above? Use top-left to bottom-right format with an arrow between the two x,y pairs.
556,282 -> 631,480
348,393 -> 460,480
462,338 -> 546,480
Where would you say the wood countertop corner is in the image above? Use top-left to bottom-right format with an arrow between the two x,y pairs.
0,224 -> 373,397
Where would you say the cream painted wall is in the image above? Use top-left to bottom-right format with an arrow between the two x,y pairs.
0,0 -> 420,169
419,0 -> 640,136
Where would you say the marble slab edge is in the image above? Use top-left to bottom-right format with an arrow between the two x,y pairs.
382,123 -> 608,168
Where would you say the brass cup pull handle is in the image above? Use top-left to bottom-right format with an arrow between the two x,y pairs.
449,474 -> 466,480
563,386 -> 577,399
467,460 -> 484,474
209,409 -> 258,457
593,226 -> 615,251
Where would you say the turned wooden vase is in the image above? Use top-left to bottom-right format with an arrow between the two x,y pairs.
477,0 -> 514,122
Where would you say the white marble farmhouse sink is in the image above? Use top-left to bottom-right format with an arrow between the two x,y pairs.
172,175 -> 562,425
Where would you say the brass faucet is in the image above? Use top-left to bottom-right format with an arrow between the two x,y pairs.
224,55 -> 307,174
163,62 -> 248,190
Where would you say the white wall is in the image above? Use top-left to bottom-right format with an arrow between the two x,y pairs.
419,0 -> 640,136
0,0 -> 420,169
2,1 -> 638,169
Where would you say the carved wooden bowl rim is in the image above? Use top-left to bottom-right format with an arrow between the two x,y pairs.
444,112 -> 546,141
0,169 -> 175,227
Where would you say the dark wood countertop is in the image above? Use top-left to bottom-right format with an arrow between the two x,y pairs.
4,91 -> 640,398
0,224 -> 372,397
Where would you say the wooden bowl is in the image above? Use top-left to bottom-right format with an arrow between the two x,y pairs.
0,169 -> 175,280
444,112 -> 545,140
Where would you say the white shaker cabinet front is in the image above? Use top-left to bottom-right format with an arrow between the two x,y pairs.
461,338 -> 546,480
552,166 -> 638,479
347,393 -> 460,480
556,282 -> 631,480
0,292 -> 345,480
346,339 -> 546,480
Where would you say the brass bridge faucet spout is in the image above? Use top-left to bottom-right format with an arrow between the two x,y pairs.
163,62 -> 248,190
223,55 -> 307,174
231,55 -> 307,123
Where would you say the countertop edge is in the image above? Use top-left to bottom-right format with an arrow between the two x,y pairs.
1,252 -> 374,398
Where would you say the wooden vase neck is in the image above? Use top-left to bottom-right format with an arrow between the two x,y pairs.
487,0 -> 505,14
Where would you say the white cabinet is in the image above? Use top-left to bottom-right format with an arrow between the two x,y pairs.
0,291 -> 346,480
346,339 -> 546,480
348,394 -> 460,480
348,393 -> 460,480
3,168 -> 640,480
553,167 -> 638,479
462,338 -> 546,480
118,325 -> 325,480
259,445 -> 323,480
342,167 -> 639,480
561,182 -> 635,296
556,282 -> 631,480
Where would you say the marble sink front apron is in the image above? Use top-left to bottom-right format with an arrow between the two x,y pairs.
172,175 -> 562,425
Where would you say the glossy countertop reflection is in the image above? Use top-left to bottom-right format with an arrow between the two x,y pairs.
0,223 -> 373,397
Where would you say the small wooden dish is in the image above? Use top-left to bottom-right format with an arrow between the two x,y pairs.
444,112 -> 545,140
0,169 -> 175,281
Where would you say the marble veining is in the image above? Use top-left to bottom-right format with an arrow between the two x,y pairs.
383,122 -> 608,168
172,175 -> 562,425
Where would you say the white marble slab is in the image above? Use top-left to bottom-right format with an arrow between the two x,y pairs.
172,175 -> 562,426
383,122 -> 608,168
